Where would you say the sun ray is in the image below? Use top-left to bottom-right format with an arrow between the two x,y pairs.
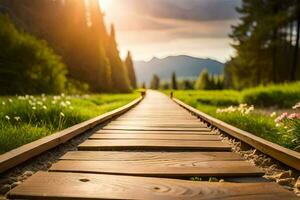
98,0 -> 113,12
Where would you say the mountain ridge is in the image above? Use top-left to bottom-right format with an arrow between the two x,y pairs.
134,55 -> 224,85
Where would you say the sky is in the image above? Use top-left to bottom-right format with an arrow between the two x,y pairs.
100,0 -> 241,62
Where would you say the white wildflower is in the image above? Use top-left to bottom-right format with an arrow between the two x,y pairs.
270,112 -> 277,117
5,115 -> 10,120
293,102 -> 300,110
14,116 -> 21,121
43,105 -> 47,110
61,93 -> 65,97
2,101 -> 5,105
18,96 -> 26,100
32,106 -> 36,110
8,99 -> 13,103
276,123 -> 281,127
60,112 -> 65,117
37,101 -> 43,105
60,102 -> 66,107
52,100 -> 57,105
65,101 -> 71,105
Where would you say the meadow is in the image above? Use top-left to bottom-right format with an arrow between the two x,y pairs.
166,82 -> 300,151
0,93 -> 139,154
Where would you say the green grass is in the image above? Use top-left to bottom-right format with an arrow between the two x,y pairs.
0,93 -> 139,154
167,90 -> 299,151
242,82 -> 300,108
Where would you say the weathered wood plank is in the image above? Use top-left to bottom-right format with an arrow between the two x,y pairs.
89,134 -> 221,141
78,139 -> 232,151
108,122 -> 207,128
8,172 -> 297,200
60,151 -> 243,162
103,126 -> 211,131
95,130 -> 216,135
50,160 -> 264,177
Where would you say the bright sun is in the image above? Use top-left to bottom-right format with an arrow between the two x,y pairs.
98,0 -> 113,12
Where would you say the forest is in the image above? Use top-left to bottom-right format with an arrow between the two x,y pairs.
0,0 -> 137,94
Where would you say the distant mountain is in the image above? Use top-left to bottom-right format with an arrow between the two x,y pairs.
134,55 -> 225,85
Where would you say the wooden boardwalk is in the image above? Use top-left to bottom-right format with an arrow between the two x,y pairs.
8,91 -> 297,199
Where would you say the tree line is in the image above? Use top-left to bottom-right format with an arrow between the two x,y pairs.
149,71 -> 224,90
0,0 -> 137,94
225,0 -> 300,89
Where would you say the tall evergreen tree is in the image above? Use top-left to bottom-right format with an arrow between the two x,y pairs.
226,0 -> 300,89
106,25 -> 131,92
150,74 -> 160,90
125,51 -> 137,89
171,72 -> 178,90
195,70 -> 211,90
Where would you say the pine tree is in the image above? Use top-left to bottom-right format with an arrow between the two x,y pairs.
226,0 -> 300,89
195,70 -> 211,90
150,74 -> 160,90
125,51 -> 137,89
106,25 -> 131,92
171,72 -> 178,90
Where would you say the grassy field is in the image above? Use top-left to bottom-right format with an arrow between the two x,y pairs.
166,84 -> 300,151
0,93 -> 139,154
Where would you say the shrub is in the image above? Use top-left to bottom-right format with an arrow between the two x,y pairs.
0,14 -> 67,95
242,82 -> 300,108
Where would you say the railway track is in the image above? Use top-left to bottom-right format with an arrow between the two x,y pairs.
3,90 -> 300,199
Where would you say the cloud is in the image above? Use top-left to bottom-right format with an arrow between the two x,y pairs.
104,0 -> 241,61
121,0 -> 241,22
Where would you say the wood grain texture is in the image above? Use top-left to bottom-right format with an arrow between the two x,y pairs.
103,126 -> 211,131
50,160 -> 264,177
78,139 -> 232,151
89,134 -> 221,141
8,172 -> 297,200
60,151 -> 244,162
95,130 -> 216,135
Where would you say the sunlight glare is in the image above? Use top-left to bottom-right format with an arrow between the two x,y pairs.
98,0 -> 113,12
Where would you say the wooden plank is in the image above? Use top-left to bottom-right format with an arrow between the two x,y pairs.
173,98 -> 300,171
103,126 -> 211,131
89,134 -> 221,141
78,139 -> 232,151
50,160 -> 264,177
0,97 -> 143,174
109,121 -> 205,125
108,122 -> 207,128
60,151 -> 244,162
95,130 -> 216,135
8,172 -> 297,200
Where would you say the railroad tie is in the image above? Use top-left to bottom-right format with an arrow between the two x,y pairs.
8,90 -> 298,200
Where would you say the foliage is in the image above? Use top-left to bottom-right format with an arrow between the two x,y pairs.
0,0 -> 134,93
150,74 -> 160,90
171,72 -> 178,90
195,70 -> 224,90
242,82 -> 300,107
168,90 -> 240,107
0,92 -> 138,154
125,51 -> 137,89
274,103 -> 300,150
195,70 -> 210,90
0,14 -> 67,95
226,0 -> 300,89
